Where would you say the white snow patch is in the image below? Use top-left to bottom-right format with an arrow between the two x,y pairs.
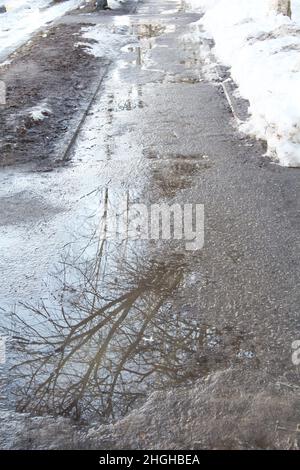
27,102 -> 52,121
0,0 -> 85,63
109,0 -> 126,8
77,24 -> 138,60
188,0 -> 300,167
237,350 -> 255,359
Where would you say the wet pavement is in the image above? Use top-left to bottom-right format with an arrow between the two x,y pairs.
0,0 -> 300,447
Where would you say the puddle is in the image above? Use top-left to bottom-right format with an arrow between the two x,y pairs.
6,211 -> 255,422
0,0 -> 252,427
149,157 -> 212,197
7,214 -> 187,419
131,23 -> 166,39
0,191 -> 63,227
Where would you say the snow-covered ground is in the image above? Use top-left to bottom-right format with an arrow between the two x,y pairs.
0,0 -> 84,63
188,0 -> 300,167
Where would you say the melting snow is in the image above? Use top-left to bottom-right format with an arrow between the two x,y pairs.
77,23 -> 138,60
27,102 -> 52,121
0,0 -> 84,63
188,0 -> 300,167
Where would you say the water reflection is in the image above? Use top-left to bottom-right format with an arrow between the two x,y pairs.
5,188 -> 255,422
7,202 -> 188,420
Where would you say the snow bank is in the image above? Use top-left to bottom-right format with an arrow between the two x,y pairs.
189,0 -> 300,166
0,0 -> 84,63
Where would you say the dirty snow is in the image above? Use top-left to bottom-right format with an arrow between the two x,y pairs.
78,23 -> 137,60
188,0 -> 300,167
0,0 -> 85,63
27,102 -> 52,121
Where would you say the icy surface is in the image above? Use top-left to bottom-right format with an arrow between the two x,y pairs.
188,0 -> 300,166
77,23 -> 137,60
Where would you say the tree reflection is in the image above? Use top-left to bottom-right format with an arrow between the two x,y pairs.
9,228 -> 206,420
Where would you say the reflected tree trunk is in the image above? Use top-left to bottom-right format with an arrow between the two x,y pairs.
269,0 -> 292,18
95,0 -> 109,10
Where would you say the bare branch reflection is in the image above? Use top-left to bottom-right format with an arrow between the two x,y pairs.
6,188 -> 255,422
8,221 -> 207,421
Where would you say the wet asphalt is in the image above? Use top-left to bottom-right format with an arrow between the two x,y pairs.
0,0 -> 299,403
